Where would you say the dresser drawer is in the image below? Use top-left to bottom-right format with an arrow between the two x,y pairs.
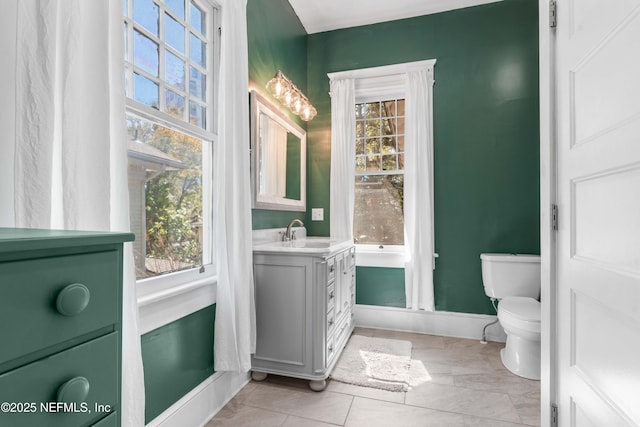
0,333 -> 119,427
0,251 -> 119,365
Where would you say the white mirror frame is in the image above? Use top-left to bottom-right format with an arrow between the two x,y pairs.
250,90 -> 307,211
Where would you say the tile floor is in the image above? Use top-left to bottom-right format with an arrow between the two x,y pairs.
206,328 -> 540,427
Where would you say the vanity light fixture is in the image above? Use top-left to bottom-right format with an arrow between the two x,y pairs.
266,70 -> 317,121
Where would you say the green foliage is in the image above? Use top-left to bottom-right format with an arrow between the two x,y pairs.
128,117 -> 203,276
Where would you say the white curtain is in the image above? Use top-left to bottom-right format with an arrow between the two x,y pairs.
14,1 -> 145,425
329,78 -> 356,240
213,0 -> 256,372
260,117 -> 287,197
404,69 -> 436,311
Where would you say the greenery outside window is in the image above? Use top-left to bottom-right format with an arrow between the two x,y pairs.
124,0 -> 218,282
354,99 -> 405,247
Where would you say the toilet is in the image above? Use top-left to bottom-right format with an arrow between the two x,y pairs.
480,253 -> 541,380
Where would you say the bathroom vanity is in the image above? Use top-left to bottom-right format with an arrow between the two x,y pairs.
251,238 -> 355,391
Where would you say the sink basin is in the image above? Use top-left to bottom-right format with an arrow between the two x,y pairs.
253,237 -> 352,254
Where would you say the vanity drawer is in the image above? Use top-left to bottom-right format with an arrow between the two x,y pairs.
326,335 -> 335,363
327,282 -> 335,311
349,247 -> 356,267
0,333 -> 119,427
327,256 -> 336,282
327,307 -> 336,335
0,251 -> 119,365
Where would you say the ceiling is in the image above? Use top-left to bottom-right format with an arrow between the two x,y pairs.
288,0 -> 503,34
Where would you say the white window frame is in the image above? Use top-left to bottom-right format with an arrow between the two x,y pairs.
329,60 -> 436,269
124,0 -> 221,332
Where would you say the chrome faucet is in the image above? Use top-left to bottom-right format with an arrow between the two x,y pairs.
283,219 -> 304,241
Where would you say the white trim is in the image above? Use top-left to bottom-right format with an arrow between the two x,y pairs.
539,0 -> 556,426
355,245 -> 405,268
145,371 -> 250,427
138,276 -> 217,334
354,304 -> 507,343
328,60 -> 436,104
327,59 -> 437,81
250,90 -> 307,212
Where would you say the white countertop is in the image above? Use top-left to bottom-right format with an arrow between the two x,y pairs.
252,237 -> 353,255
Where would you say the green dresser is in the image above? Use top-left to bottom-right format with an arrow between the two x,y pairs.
0,228 -> 134,427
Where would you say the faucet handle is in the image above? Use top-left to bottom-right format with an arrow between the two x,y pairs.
279,231 -> 288,242
291,230 -> 297,240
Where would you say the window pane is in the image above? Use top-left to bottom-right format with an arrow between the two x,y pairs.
397,116 -> 405,135
190,2 -> 204,35
382,116 -> 395,135
165,13 -> 185,54
365,102 -> 380,118
189,101 -> 206,128
365,137 -> 379,155
366,155 -> 380,172
190,33 -> 205,68
397,135 -> 405,153
355,138 -> 364,156
354,175 -> 404,245
382,154 -> 398,171
356,121 -> 364,138
133,73 -> 159,108
165,89 -> 185,119
382,137 -> 396,154
133,0 -> 158,35
134,30 -> 159,76
366,118 -> 381,135
165,0 -> 185,19
397,99 -> 405,116
355,156 -> 366,173
382,100 -> 396,117
124,23 -> 128,60
165,50 -> 185,90
126,115 -> 203,279
189,66 -> 205,101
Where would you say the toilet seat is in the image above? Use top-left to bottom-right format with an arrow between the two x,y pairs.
498,296 -> 540,333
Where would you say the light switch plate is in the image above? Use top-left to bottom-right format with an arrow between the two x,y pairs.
311,208 -> 324,221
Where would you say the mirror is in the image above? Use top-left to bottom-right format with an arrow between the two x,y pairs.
250,90 -> 306,211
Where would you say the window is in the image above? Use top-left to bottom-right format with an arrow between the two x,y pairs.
354,99 -> 405,246
124,0 -> 218,281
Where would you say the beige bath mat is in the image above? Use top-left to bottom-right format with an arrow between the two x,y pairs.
330,335 -> 412,392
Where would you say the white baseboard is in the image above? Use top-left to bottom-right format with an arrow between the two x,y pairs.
354,304 -> 507,343
146,371 -> 250,427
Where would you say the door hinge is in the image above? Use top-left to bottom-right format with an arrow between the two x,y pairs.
552,204 -> 559,231
551,403 -> 559,427
549,0 -> 557,28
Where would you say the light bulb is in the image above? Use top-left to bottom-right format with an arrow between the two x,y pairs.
292,95 -> 303,115
301,104 -> 317,121
282,89 -> 294,107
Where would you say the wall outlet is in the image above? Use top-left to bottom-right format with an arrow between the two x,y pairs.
311,208 -> 324,221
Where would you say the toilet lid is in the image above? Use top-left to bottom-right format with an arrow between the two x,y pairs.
499,297 -> 540,322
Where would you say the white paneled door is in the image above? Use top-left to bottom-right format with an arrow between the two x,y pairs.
555,0 -> 640,425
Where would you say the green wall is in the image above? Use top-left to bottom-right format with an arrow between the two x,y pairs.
141,305 -> 216,423
247,0 -> 308,229
306,0 -> 540,314
355,267 -> 406,307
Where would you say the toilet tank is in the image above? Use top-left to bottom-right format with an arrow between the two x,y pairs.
480,253 -> 541,299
